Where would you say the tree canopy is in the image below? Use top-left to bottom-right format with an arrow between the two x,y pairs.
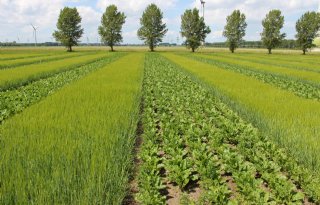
296,11 -> 320,55
98,5 -> 126,51
137,4 -> 168,51
53,7 -> 83,52
180,8 -> 211,52
223,10 -> 247,53
261,10 -> 286,54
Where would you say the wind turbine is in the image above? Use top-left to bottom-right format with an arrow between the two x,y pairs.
87,36 -> 90,46
199,0 -> 206,46
30,24 -> 38,47
200,0 -> 205,19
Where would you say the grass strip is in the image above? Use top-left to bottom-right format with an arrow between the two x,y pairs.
182,53 -> 320,100
0,53 -> 144,204
204,52 -> 320,77
211,52 -> 320,74
0,51 -> 92,70
0,52 -> 110,91
0,53 -> 124,124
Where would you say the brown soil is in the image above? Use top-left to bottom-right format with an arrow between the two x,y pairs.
224,175 -> 237,199
122,102 -> 144,205
166,182 -> 182,205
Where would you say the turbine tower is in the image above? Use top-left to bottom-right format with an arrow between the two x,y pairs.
315,1 -> 320,47
30,24 -> 38,47
200,0 -> 205,19
199,0 -> 206,46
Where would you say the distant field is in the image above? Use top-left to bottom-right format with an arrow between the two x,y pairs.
0,47 -> 319,204
2,45 -> 320,54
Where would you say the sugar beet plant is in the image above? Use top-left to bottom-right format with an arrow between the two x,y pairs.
135,53 -> 320,204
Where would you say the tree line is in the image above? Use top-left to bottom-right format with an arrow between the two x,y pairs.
207,39 -> 298,49
52,4 -> 320,54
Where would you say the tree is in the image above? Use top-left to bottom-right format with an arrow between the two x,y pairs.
223,10 -> 247,53
261,10 -> 286,54
180,8 -> 211,52
53,7 -> 83,52
296,11 -> 320,55
137,4 -> 167,51
98,5 -> 126,52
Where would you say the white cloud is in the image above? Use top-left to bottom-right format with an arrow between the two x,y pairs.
96,0 -> 177,14
77,6 -> 102,42
0,0 -> 319,43
189,0 -> 319,42
0,0 -> 66,42
96,0 -> 178,43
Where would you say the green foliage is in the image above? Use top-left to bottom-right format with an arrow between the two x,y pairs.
0,51 -> 79,69
184,53 -> 320,100
53,7 -> 84,52
0,54 -> 144,204
137,4 -> 168,51
164,52 -> 320,202
0,53 -> 121,123
180,8 -> 211,52
98,5 -> 126,51
296,11 -> 320,54
261,10 -> 286,54
137,53 -> 320,204
0,52 -> 107,91
223,10 -> 247,53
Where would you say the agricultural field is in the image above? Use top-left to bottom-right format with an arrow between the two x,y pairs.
0,47 -> 319,204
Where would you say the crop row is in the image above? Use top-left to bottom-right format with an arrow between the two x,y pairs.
164,53 -> 320,176
0,52 -> 111,91
0,53 -> 123,124
212,52 -> 320,74
135,53 -> 320,204
203,52 -> 320,81
0,52 -> 57,61
0,53 -> 144,204
0,51 -> 92,69
182,53 -> 320,100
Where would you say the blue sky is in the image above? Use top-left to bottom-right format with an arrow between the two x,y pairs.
0,0 -> 319,44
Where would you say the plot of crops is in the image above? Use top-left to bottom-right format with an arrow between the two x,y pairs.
0,48 -> 319,204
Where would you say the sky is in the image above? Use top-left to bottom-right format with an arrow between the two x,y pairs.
0,0 -> 319,44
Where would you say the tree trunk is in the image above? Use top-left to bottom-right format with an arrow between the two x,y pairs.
192,47 -> 195,52
303,49 -> 306,55
150,44 -> 154,52
68,45 -> 72,52
231,48 -> 234,53
268,48 -> 272,54
110,45 -> 114,52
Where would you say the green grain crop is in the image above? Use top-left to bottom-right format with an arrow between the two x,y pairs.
163,53 -> 320,175
0,53 -> 144,204
195,53 -> 320,83
0,52 -> 110,91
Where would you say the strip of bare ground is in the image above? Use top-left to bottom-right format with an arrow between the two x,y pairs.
122,100 -> 144,205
